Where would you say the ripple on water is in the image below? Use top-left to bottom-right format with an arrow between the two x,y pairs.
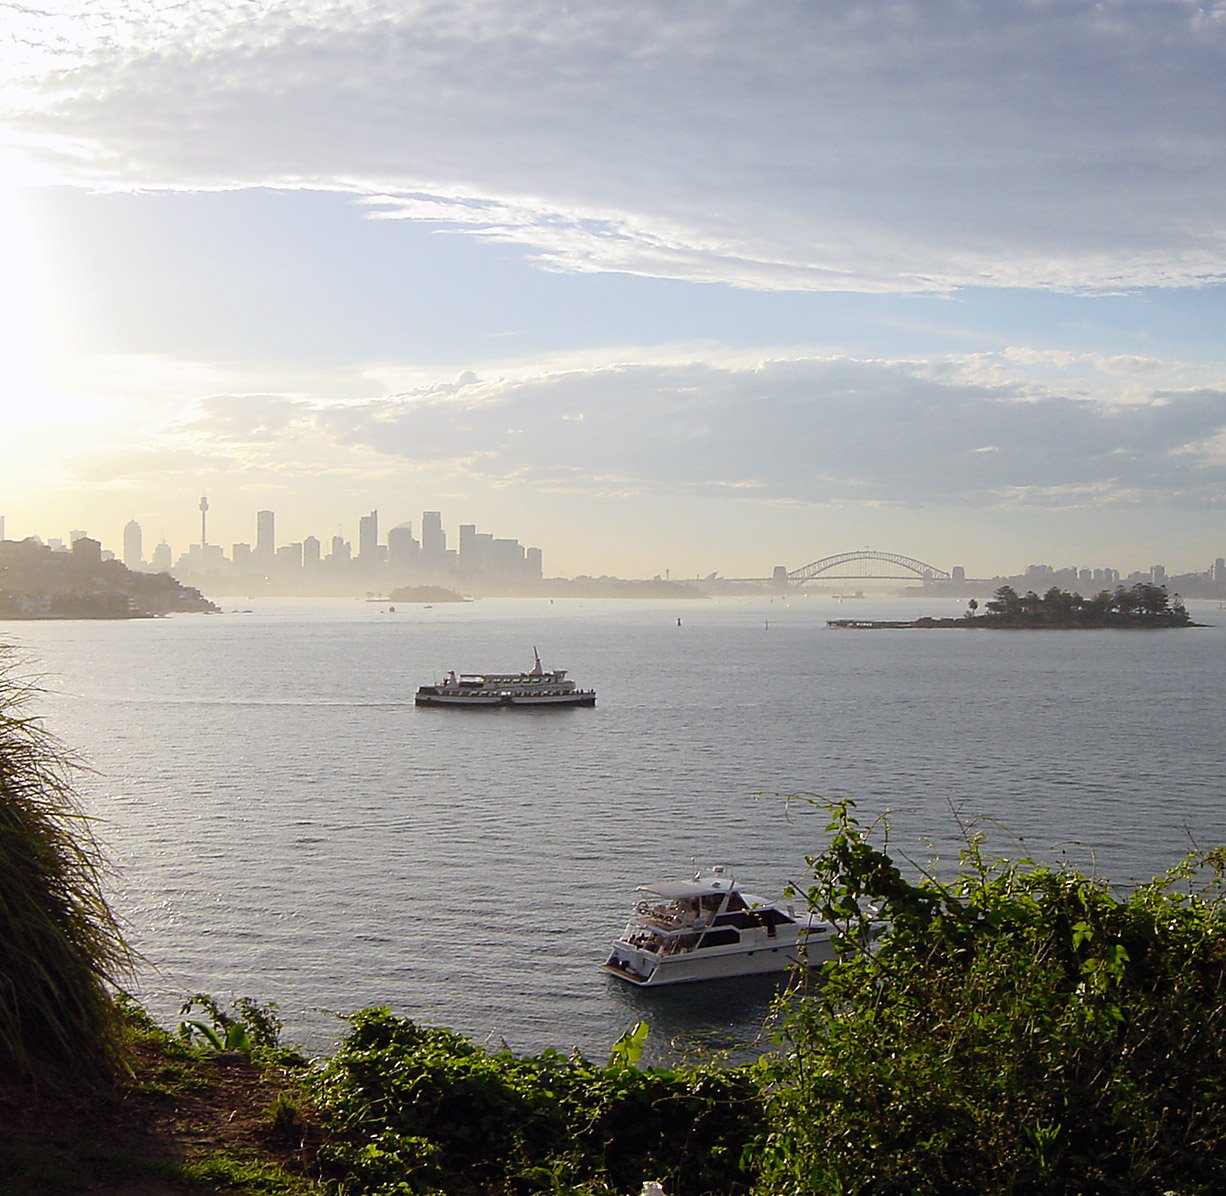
9,596 -> 1225,1056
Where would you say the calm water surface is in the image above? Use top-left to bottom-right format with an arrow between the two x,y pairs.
8,595 -> 1225,1062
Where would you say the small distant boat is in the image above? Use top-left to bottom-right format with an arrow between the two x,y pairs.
414,648 -> 596,708
603,865 -> 877,986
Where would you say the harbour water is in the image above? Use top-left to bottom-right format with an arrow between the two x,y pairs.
7,595 -> 1225,1062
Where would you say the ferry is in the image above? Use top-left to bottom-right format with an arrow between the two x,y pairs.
603,865 -> 871,986
414,649 -> 596,708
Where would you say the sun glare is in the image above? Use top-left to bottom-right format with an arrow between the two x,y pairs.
0,150 -> 55,422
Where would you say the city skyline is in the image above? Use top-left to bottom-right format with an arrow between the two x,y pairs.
4,502 -> 1224,595
3,4 -> 1226,577
3,502 -> 543,586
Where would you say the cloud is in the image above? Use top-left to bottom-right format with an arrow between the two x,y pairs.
7,1 -> 1226,292
190,394 -> 310,444
160,352 -> 1226,511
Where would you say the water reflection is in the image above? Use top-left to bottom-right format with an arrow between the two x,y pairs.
604,969 -> 799,1067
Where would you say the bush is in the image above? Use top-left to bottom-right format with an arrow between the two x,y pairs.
311,1008 -> 759,1195
0,647 -> 134,1090
753,801 -> 1226,1194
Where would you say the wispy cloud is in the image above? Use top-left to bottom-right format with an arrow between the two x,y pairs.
8,1 -> 1226,292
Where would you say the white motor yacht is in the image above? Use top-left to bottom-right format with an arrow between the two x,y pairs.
603,865 -> 857,986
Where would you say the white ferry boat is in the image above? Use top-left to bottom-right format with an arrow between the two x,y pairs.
414,649 -> 596,708
603,866 -> 862,986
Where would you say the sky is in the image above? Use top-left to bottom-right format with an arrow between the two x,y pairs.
2,0 -> 1225,580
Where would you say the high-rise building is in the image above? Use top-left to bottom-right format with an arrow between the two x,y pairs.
0,514 -> 5,540
491,537 -> 525,577
123,520 -> 143,568
303,535 -> 322,567
421,511 -> 445,561
358,510 -> 379,560
387,525 -> 419,569
1212,558 -> 1226,583
70,529 -> 88,543
1151,564 -> 1167,585
458,523 -> 486,575
72,536 -> 102,562
152,542 -> 172,571
328,535 -> 351,562
256,510 -> 275,559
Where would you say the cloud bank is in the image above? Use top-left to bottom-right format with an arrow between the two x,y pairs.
7,1 -> 1226,293
78,352 -> 1213,513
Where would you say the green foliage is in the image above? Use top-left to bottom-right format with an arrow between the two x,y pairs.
178,1150 -> 313,1194
606,1019 -> 649,1069
754,799 -> 1226,1194
311,1008 -> 759,1195
983,582 -> 1191,626
266,1088 -> 310,1139
0,647 -> 135,1091
178,993 -> 304,1065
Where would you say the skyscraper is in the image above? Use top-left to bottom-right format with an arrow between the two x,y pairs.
256,510 -> 275,559
358,509 -> 379,560
387,524 -> 419,569
422,511 -> 445,560
123,520 -> 143,569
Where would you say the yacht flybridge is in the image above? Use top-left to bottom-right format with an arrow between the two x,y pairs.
603,865 -> 861,986
414,649 -> 596,708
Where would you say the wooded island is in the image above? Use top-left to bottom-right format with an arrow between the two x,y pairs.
830,582 -> 1198,630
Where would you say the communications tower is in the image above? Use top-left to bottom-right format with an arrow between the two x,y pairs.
199,495 -> 209,546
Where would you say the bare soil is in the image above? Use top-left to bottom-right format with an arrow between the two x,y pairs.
0,1038 -> 321,1195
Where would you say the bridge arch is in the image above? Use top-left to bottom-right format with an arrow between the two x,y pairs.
787,550 -> 951,583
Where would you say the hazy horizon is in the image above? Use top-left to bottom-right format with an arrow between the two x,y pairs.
3,2 -> 1226,578
2,507 -> 1218,588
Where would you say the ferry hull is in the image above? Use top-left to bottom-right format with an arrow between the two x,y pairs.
415,692 -> 596,707
415,652 -> 595,707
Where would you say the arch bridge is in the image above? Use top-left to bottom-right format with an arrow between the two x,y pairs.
785,550 -> 952,584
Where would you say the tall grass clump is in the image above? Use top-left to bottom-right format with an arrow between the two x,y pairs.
0,646 -> 134,1091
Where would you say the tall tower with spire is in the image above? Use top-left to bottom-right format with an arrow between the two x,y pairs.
199,495 -> 209,546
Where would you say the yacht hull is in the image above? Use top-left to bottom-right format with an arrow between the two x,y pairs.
604,931 -> 837,986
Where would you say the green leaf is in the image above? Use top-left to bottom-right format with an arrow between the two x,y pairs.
607,1020 -> 650,1069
